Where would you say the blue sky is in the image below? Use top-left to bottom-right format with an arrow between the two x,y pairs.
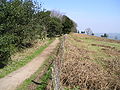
38,0 -> 120,33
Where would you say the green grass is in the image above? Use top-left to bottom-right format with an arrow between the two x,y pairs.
0,39 -> 54,78
36,67 -> 52,90
80,37 -> 120,50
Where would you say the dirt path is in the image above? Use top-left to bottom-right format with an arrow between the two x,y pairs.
0,39 -> 59,90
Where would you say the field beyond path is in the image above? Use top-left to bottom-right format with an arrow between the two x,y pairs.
0,39 -> 59,90
60,33 -> 120,90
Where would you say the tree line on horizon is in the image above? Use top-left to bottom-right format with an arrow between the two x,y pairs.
79,28 -> 109,38
0,0 -> 77,68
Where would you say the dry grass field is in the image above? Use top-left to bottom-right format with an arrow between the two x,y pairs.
60,33 -> 120,90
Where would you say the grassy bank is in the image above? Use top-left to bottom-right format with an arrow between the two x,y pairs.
0,39 -> 54,78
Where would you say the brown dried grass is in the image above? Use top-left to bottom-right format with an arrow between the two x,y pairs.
60,34 -> 120,90
61,60 -> 111,90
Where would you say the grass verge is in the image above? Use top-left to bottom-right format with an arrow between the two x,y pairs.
16,56 -> 52,90
16,50 -> 56,90
36,65 -> 52,90
0,39 -> 54,78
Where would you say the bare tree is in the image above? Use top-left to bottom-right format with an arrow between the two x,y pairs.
85,28 -> 93,35
50,10 -> 64,20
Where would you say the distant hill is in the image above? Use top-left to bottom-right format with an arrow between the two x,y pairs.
95,33 -> 120,40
